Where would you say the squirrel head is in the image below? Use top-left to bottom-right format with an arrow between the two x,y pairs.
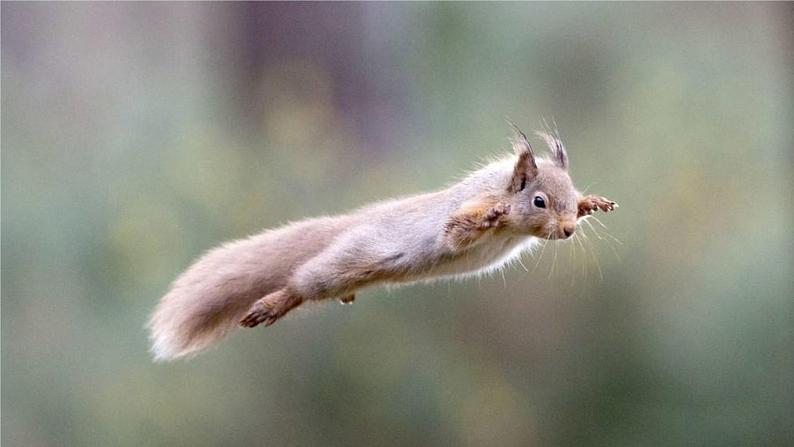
504,124 -> 579,240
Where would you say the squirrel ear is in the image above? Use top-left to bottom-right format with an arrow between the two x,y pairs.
536,130 -> 569,171
507,121 -> 537,193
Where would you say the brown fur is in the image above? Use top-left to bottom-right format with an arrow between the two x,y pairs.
148,124 -> 617,360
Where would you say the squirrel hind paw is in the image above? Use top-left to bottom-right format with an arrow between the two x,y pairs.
240,291 -> 304,328
239,301 -> 277,327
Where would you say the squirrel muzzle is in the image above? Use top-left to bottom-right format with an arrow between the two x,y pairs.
561,221 -> 575,239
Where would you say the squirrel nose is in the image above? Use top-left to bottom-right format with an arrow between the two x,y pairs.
562,223 -> 575,238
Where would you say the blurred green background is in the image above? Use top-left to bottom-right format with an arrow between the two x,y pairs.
2,3 -> 792,446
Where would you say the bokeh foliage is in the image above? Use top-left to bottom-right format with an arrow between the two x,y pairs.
2,3 -> 792,446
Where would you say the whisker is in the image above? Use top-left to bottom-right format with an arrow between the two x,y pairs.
571,233 -> 584,287
568,235 -> 576,286
516,255 -> 529,273
589,215 -> 608,229
584,219 -> 622,263
589,216 -> 624,245
549,235 -> 559,279
582,220 -> 622,279
576,223 -> 590,242
581,217 -> 604,240
532,233 -> 550,273
585,233 -> 604,280
581,182 -> 599,195
573,233 -> 590,282
604,237 -> 622,262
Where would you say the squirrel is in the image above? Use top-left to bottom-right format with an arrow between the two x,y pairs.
148,123 -> 617,360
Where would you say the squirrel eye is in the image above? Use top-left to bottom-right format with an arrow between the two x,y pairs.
533,196 -> 546,208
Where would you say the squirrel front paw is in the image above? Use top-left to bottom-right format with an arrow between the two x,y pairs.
578,195 -> 617,218
480,203 -> 511,229
443,199 -> 511,252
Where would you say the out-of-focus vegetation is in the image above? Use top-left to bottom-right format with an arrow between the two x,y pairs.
2,3 -> 792,446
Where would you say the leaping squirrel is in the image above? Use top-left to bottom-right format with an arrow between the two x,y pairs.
149,123 -> 617,360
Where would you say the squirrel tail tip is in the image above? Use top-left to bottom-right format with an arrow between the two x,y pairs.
147,286 -> 243,362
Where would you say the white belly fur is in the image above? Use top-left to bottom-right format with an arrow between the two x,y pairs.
424,233 -> 538,280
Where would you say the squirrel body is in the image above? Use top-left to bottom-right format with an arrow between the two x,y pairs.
149,125 -> 617,360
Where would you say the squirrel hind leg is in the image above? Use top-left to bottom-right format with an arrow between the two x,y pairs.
239,289 -> 304,328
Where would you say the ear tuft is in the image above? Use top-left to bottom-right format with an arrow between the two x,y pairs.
506,120 -> 537,192
535,127 -> 569,170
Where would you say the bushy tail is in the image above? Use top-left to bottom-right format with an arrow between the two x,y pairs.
147,236 -> 283,361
